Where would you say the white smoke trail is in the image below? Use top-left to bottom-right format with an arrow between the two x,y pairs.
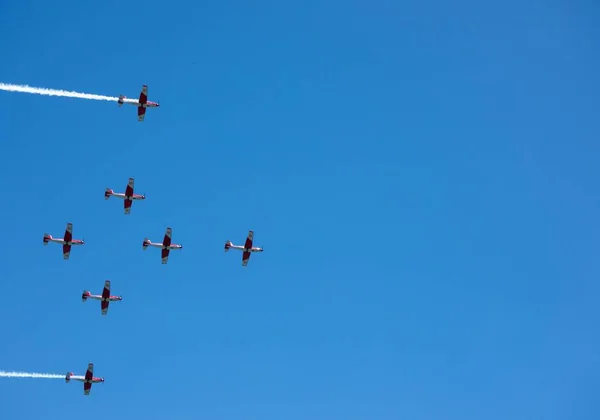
0,370 -> 64,379
0,82 -> 138,103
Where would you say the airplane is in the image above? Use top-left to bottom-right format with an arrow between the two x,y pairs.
143,227 -> 183,264
66,363 -> 104,396
105,177 -> 146,214
117,84 -> 160,121
43,222 -> 84,260
82,280 -> 122,315
224,230 -> 263,266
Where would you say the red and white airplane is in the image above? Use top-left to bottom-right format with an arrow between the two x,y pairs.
105,177 -> 146,214
66,363 -> 104,396
143,227 -> 183,264
117,84 -> 160,122
224,230 -> 263,266
43,223 -> 84,259
82,280 -> 122,315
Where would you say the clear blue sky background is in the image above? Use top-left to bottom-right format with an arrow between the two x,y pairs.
0,1 -> 598,419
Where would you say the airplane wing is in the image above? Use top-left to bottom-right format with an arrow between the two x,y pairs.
125,178 -> 134,196
163,228 -> 172,247
84,363 -> 93,395
86,363 -> 93,378
161,228 -> 172,264
242,231 -> 254,266
64,223 -> 73,243
101,280 -> 110,315
63,244 -> 71,260
124,199 -> 133,214
63,223 -> 73,259
242,251 -> 251,266
137,86 -> 148,121
244,230 -> 254,249
124,178 -> 134,213
161,247 -> 170,264
139,85 -> 148,104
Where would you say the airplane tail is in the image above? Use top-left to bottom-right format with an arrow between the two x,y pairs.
104,188 -> 113,199
142,238 -> 150,250
65,372 -> 72,383
82,291 -> 90,302
118,95 -> 125,106
43,233 -> 51,245
224,241 -> 232,252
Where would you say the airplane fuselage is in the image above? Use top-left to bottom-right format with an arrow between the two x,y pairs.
68,376 -> 103,384
46,237 -> 84,245
110,192 -> 145,200
85,294 -> 122,302
124,101 -> 159,108
146,242 -> 183,250
229,245 -> 263,252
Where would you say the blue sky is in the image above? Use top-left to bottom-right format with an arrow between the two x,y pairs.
0,0 -> 598,418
